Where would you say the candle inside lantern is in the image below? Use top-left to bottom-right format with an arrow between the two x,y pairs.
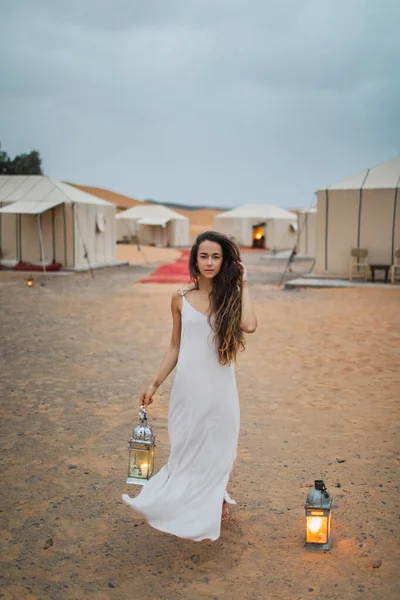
141,463 -> 149,478
306,512 -> 326,542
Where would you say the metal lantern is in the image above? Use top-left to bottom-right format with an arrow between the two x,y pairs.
304,480 -> 332,550
27,276 -> 35,287
126,405 -> 156,485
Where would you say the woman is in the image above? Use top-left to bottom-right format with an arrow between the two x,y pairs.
122,231 -> 257,541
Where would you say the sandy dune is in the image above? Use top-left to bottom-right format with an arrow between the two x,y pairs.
66,183 -> 145,211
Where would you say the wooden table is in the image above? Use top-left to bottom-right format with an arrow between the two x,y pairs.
370,264 -> 390,283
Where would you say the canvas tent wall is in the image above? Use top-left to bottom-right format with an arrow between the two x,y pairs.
0,176 -> 117,270
315,156 -> 400,277
297,207 -> 317,257
116,204 -> 189,247
213,204 -> 297,250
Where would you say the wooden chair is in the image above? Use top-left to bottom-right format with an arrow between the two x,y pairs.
349,247 -> 370,281
390,248 -> 400,284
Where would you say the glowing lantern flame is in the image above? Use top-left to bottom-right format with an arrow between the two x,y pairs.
308,516 -> 323,534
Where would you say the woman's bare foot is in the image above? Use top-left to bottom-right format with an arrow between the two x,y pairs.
221,500 -> 229,521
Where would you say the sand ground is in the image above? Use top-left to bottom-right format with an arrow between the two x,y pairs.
0,255 -> 399,600
116,244 -> 182,266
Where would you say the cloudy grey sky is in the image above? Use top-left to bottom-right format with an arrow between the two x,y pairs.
1,0 -> 399,208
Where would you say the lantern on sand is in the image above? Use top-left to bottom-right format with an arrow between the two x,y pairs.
304,480 -> 332,550
27,276 -> 35,287
126,405 -> 156,485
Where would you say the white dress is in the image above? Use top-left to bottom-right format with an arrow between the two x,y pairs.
122,291 -> 240,542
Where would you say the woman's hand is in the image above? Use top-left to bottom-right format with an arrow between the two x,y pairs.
139,384 -> 157,407
237,260 -> 248,284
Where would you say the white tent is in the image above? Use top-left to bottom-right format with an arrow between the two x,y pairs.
315,156 -> 400,277
213,204 -> 297,250
297,206 -> 317,258
116,204 -> 189,247
0,176 -> 118,270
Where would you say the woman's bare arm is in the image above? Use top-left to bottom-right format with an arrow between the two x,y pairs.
240,282 -> 257,333
239,263 -> 257,334
140,292 -> 182,406
150,292 -> 182,390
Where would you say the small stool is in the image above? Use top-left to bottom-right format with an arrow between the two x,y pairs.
369,264 -> 390,283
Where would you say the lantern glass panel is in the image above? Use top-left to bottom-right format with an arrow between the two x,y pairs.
129,447 -> 151,480
306,509 -> 329,544
149,447 -> 155,476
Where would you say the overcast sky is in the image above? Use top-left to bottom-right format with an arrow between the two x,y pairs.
1,1 -> 399,209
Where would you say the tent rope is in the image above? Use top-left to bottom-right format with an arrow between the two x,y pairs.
277,196 -> 317,288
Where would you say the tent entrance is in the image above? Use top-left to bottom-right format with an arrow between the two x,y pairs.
252,222 -> 266,249
0,199 -> 65,271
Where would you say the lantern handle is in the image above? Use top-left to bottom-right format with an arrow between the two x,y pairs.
139,404 -> 148,422
315,479 -> 330,499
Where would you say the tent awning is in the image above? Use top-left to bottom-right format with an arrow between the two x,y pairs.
0,199 -> 63,214
138,216 -> 170,227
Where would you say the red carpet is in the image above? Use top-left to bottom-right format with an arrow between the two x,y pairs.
139,250 -> 193,284
14,262 -> 62,272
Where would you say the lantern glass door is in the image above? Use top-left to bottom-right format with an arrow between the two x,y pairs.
129,447 -> 151,481
306,509 -> 330,544
149,446 -> 155,476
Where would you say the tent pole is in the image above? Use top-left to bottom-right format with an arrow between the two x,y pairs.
19,215 -> 23,262
0,200 -> 2,259
305,211 -> 309,256
357,169 -> 370,248
74,203 -> 94,278
37,214 -> 46,273
63,203 -> 67,266
15,214 -> 19,261
392,176 -> 400,262
325,190 -> 329,271
18,214 -> 22,262
72,203 -> 76,269
278,200 -> 314,287
52,208 -> 56,263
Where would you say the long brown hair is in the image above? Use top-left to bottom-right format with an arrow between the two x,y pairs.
188,231 -> 245,366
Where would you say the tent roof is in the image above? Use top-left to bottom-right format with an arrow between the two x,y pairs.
321,156 -> 400,191
137,216 -> 170,227
0,176 -> 113,208
298,206 -> 317,214
0,198 -> 63,214
116,204 -> 188,222
215,203 -> 297,220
